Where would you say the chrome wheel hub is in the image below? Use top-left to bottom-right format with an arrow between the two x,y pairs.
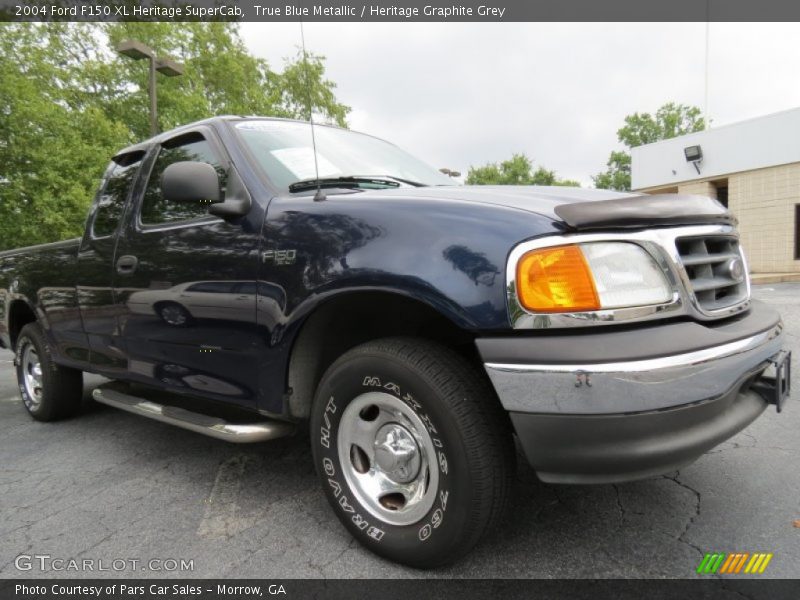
374,423 -> 421,484
337,392 -> 438,526
21,344 -> 43,409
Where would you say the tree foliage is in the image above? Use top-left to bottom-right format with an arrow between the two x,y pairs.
0,23 -> 350,250
466,153 -> 580,187
593,102 -> 705,191
592,150 -> 631,192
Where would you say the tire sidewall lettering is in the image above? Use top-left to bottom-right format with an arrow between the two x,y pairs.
314,366 -> 455,549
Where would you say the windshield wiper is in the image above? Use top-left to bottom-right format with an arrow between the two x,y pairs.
288,175 -> 427,193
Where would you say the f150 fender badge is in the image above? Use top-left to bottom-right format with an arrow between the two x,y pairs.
262,249 -> 297,265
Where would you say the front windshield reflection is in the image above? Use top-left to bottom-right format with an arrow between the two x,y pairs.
234,120 -> 452,192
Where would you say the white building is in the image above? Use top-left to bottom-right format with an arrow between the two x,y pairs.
632,107 -> 800,274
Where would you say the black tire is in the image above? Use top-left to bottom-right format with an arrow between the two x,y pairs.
310,337 -> 515,568
15,323 -> 83,422
155,301 -> 194,327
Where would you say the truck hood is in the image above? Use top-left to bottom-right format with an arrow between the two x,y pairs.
348,185 -> 733,231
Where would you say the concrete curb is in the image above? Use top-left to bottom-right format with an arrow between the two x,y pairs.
751,273 -> 800,284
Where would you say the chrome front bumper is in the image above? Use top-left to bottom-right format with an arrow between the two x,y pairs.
476,302 -> 787,483
480,310 -> 784,416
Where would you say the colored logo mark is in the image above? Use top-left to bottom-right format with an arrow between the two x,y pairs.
696,552 -> 773,575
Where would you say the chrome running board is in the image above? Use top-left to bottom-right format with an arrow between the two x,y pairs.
92,387 -> 294,443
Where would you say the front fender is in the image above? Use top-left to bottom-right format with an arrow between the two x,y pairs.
261,194 -> 562,333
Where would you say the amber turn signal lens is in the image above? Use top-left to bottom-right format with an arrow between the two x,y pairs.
516,245 -> 601,312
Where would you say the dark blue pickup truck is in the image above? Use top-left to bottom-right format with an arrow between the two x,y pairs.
0,116 -> 790,567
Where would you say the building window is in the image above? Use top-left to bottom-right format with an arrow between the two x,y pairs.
796,205 -> 800,260
713,180 -> 729,208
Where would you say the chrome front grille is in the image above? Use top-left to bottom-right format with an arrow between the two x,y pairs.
675,235 -> 748,313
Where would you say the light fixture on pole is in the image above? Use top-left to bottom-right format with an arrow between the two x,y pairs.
117,39 -> 184,137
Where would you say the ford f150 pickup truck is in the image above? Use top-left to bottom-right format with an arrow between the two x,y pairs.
0,116 -> 791,568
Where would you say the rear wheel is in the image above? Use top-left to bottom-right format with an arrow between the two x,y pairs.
15,323 -> 83,421
310,337 -> 514,568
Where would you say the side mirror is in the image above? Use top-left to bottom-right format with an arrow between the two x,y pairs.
161,161 -> 252,221
208,167 -> 252,220
161,161 -> 221,204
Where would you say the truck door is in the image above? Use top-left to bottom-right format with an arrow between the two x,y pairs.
113,128 -> 262,408
76,150 -> 145,372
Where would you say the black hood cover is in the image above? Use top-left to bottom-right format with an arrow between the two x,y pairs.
554,194 -> 735,231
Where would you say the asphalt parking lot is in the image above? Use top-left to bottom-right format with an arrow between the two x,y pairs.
1,284 -> 798,579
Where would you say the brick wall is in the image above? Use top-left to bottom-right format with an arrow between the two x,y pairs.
722,164 -> 800,273
639,164 -> 800,273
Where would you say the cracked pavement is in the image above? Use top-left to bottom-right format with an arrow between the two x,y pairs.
0,284 -> 798,579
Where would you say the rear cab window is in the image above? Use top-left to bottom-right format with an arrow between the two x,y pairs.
90,151 -> 145,238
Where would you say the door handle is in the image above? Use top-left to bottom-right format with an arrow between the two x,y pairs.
116,255 -> 138,275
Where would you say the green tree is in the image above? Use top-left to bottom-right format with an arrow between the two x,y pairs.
0,23 -> 350,250
466,153 -> 580,187
594,102 -> 705,191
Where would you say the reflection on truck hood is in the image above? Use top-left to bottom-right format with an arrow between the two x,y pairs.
337,185 -> 639,223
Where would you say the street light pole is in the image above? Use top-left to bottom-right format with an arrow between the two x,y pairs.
148,52 -> 157,138
117,39 -> 184,137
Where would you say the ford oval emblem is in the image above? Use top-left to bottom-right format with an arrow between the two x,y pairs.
726,257 -> 744,282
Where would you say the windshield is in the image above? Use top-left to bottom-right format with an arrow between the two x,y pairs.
234,120 -> 453,192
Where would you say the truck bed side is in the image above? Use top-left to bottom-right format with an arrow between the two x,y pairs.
0,238 -> 82,351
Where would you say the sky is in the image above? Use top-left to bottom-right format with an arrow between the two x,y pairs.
240,22 -> 800,186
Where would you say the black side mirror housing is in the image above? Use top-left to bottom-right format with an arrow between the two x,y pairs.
208,167 -> 252,220
161,161 -> 221,204
161,161 -> 252,221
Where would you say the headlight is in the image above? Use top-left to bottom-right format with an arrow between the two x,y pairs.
515,242 -> 672,313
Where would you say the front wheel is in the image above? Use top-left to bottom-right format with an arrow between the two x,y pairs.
310,337 -> 514,568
